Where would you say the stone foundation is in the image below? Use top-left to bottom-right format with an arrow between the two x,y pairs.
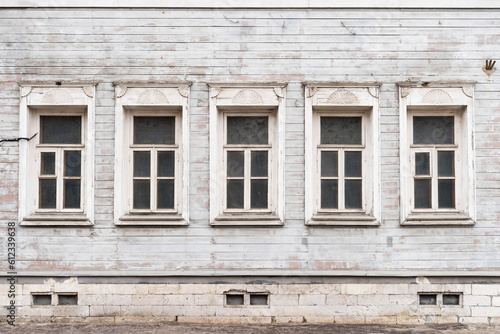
2,277 -> 500,324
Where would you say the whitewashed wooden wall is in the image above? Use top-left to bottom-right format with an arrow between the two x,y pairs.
1,8 -> 499,275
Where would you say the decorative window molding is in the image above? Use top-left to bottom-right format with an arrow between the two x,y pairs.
305,85 -> 380,226
209,85 -> 286,226
19,85 -> 95,226
114,85 -> 190,226
399,84 -> 476,226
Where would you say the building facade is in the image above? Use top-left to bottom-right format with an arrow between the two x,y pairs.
1,0 -> 500,325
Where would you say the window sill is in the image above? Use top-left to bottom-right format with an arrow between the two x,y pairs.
21,214 -> 93,226
402,213 -> 474,226
307,214 -> 379,226
116,214 -> 188,226
211,214 -> 283,226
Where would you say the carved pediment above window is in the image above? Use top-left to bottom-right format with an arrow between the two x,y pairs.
421,89 -> 453,105
41,89 -> 73,104
137,89 -> 169,105
232,89 -> 264,105
327,89 -> 359,105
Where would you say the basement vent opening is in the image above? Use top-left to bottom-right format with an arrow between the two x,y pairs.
226,294 -> 244,306
33,294 -> 52,305
58,294 -> 78,305
250,294 -> 268,305
443,294 -> 460,306
419,294 -> 437,305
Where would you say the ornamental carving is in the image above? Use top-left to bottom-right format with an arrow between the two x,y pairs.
421,89 -> 453,105
20,86 -> 32,98
82,86 -> 94,98
232,89 -> 264,105
273,87 -> 284,99
41,89 -> 73,104
115,85 -> 128,98
210,87 -> 221,98
368,87 -> 379,98
307,87 -> 317,98
327,89 -> 359,105
177,85 -> 190,98
462,86 -> 474,98
137,89 -> 169,105
401,87 -> 411,98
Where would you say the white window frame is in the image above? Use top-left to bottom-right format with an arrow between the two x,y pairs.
305,85 -> 380,226
209,85 -> 286,226
114,85 -> 190,226
19,85 -> 95,226
399,84 -> 476,226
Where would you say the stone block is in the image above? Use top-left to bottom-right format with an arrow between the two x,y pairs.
303,316 -> 335,323
472,284 -> 500,296
471,306 -> 500,317
132,294 -> 164,306
459,316 -> 490,324
274,316 -> 305,323
435,315 -> 459,324
164,294 -> 195,306
106,294 -> 132,306
299,294 -> 326,306
440,306 -> 471,317
147,284 -> 178,295
279,284 -> 340,295
334,315 -> 366,324
120,305 -> 152,316
194,294 -> 223,306
389,294 -> 417,306
18,306 -> 54,317
492,297 -> 500,306
365,316 -> 398,324
271,294 -> 299,306
357,294 -> 390,306
90,305 -> 120,317
326,294 -> 357,306
52,305 -> 90,317
342,284 -> 408,295
78,294 -> 106,306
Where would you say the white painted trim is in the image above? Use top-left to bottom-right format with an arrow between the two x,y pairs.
5,0 -> 500,8
114,85 -> 190,226
19,85 -> 95,227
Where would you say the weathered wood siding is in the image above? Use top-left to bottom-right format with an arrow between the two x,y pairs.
1,8 -> 499,274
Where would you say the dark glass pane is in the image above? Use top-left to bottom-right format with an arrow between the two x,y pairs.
414,179 -> 431,209
227,180 -> 244,209
345,151 -> 362,177
134,116 -> 175,145
227,151 -> 244,177
134,151 -> 151,177
227,116 -> 268,145
251,151 -> 268,177
321,117 -> 362,145
41,152 -> 55,175
438,151 -> 454,177
321,179 -> 338,209
413,116 -> 454,145
345,180 -> 362,209
321,151 -> 338,177
64,151 -> 81,177
158,151 -> 175,177
415,153 -> 430,176
40,179 -> 56,208
64,179 -> 81,209
157,179 -> 175,209
443,294 -> 460,306
438,179 -> 455,209
40,116 -> 81,144
251,179 -> 268,209
419,294 -> 437,305
133,180 -> 150,209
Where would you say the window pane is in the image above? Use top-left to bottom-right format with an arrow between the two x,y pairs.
64,179 -> 81,209
251,151 -> 268,177
134,116 -> 175,145
40,116 -> 82,144
251,180 -> 268,209
438,180 -> 455,209
345,151 -> 362,177
133,151 -> 150,177
227,151 -> 244,177
321,151 -> 338,177
345,180 -> 362,209
40,179 -> 57,208
133,180 -> 150,209
64,151 -> 81,177
413,116 -> 454,145
321,117 -> 362,145
438,151 -> 454,177
414,179 -> 431,209
415,152 -> 430,176
321,180 -> 338,209
157,179 -> 175,209
158,151 -> 175,177
41,152 -> 55,175
227,180 -> 244,209
226,116 -> 268,145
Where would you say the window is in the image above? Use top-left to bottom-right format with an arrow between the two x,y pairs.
400,85 -> 475,225
19,85 -> 95,226
209,86 -> 285,225
114,85 -> 189,225
305,86 -> 380,226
